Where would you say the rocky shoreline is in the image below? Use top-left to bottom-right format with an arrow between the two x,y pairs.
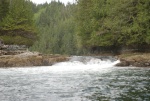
116,53 -> 150,67
0,52 -> 69,68
1,50 -> 150,68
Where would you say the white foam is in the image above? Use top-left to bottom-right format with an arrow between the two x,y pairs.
1,56 -> 120,74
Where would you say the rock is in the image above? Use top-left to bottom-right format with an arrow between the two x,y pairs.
116,53 -> 150,67
145,62 -> 150,66
0,60 -> 6,67
116,60 -> 130,66
0,52 -> 69,68
133,61 -> 150,67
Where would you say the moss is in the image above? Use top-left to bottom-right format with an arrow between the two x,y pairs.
0,35 -> 33,46
118,53 -> 150,62
118,53 -> 142,58
0,27 -> 37,46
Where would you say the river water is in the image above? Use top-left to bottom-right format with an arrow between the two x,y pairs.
0,56 -> 150,101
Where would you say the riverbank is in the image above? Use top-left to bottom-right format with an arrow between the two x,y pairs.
116,53 -> 150,67
1,51 -> 150,68
0,52 -> 69,68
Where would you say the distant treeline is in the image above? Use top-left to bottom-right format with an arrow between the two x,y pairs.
31,1 -> 77,54
0,0 -> 150,54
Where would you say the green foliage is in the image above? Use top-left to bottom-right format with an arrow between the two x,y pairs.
76,0 -> 150,52
31,0 -> 150,54
0,35 -> 33,46
0,0 -> 9,23
31,2 -> 77,55
0,0 -> 37,46
1,0 -> 34,30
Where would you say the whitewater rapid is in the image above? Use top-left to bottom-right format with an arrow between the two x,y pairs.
2,56 -> 120,74
52,56 -> 120,72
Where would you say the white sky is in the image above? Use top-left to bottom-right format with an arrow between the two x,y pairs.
31,0 -> 75,5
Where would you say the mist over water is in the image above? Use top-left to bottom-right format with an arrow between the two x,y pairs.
0,56 -> 150,101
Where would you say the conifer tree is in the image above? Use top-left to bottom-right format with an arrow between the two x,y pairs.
0,0 -> 9,23
0,0 -> 36,46
2,0 -> 34,30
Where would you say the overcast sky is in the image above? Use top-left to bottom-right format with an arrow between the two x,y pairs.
31,0 -> 75,5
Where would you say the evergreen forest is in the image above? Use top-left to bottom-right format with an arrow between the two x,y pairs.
0,0 -> 150,55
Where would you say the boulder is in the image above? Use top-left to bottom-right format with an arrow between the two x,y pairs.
116,53 -> 150,67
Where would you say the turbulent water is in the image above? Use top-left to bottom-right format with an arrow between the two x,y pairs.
0,56 -> 150,101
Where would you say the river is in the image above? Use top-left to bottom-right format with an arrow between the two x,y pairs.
0,56 -> 150,101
